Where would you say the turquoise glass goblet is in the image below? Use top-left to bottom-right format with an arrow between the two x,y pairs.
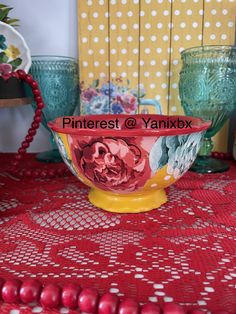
179,45 -> 236,173
29,56 -> 79,162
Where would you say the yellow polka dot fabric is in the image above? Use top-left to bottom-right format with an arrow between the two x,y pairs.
78,0 -> 236,152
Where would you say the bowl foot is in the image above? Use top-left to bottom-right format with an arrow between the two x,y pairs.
88,188 -> 167,214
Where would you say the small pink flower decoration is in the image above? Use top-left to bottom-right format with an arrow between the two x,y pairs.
0,63 -> 12,75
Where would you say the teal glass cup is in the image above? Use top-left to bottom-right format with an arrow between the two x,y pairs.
28,56 -> 79,162
179,45 -> 236,173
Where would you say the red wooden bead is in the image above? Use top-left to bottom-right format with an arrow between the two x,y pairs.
28,129 -> 37,136
78,288 -> 99,314
62,283 -> 81,309
118,299 -> 139,314
25,170 -> 32,177
11,72 -> 18,78
0,278 -> 5,300
20,279 -> 42,304
17,69 -> 26,79
35,109 -> 42,116
191,310 -> 205,314
22,141 -> 30,149
31,122 -> 39,129
31,81 -> 38,89
98,293 -> 119,314
14,154 -> 23,160
40,283 -> 61,308
26,135 -> 33,143
25,74 -> 33,84
48,169 -> 56,178
37,102 -> 44,109
32,170 -> 39,178
33,89 -> 41,97
40,170 -> 48,178
18,147 -> 26,154
2,279 -> 22,303
141,303 -> 161,314
34,116 -> 42,123
163,303 -> 185,314
35,96 -> 43,103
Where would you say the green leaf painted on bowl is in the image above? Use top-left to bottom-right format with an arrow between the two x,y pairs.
91,79 -> 99,88
9,57 -> 22,69
0,35 -> 7,50
0,52 -> 8,63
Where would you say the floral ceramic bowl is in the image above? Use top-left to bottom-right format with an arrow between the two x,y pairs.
48,115 -> 210,213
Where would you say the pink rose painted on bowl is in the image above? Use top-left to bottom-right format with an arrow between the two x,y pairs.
71,136 -> 151,192
117,94 -> 138,114
82,87 -> 98,101
0,63 -> 12,75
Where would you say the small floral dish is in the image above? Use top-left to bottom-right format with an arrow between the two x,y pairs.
0,21 -> 31,75
48,115 -> 210,213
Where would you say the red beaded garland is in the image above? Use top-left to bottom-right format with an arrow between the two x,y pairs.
20,279 -> 42,304
2,279 -> 22,303
0,278 -> 5,299
163,302 -> 185,314
98,292 -> 119,314
40,283 -> 61,308
141,302 -> 161,314
118,298 -> 140,314
62,282 -> 81,309
78,288 -> 99,313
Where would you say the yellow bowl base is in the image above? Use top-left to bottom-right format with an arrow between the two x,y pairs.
88,188 -> 167,214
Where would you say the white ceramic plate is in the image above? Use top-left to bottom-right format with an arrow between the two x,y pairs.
0,21 -> 31,73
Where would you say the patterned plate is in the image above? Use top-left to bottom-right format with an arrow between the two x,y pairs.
0,21 -> 31,74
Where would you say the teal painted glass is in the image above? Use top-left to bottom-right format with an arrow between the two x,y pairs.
179,45 -> 236,173
29,56 -> 79,162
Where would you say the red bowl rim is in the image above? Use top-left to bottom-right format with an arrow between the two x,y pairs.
48,114 -> 211,137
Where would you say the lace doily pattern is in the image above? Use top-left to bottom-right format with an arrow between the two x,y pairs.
0,154 -> 236,313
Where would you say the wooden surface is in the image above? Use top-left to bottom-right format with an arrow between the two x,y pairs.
0,98 -> 31,108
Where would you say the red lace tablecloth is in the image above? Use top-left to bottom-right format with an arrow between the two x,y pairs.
0,154 -> 236,313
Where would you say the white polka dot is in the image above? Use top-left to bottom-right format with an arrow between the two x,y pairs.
116,61 -> 122,66
228,21 -> 234,28
221,34 -> 227,40
82,37 -> 88,43
88,49 -> 93,55
105,36 -> 109,42
121,72 -> 127,77
167,71 -> 172,77
155,291 -> 165,296
105,61 -> 109,66
111,24 -> 116,30
186,34 -> 192,40
149,297 -> 158,302
168,48 -> 173,54
216,21 -> 221,28
121,48 -> 127,54
127,36 -> 133,42
164,297 -> 174,302
111,49 -> 116,54
205,22 -> 210,28
127,60 -> 133,66
156,48 -> 162,53
121,0 -> 127,3
145,48 -> 151,54
150,60 -> 156,66
152,10 -> 157,16
155,95 -> 161,100
157,23 -> 163,29
99,24 -> 105,30
163,10 -> 169,16
121,24 -> 127,30
175,10 -> 180,15
199,9 -> 204,15
93,12 -> 98,18
151,35 -> 157,42
161,83 -> 167,89
94,61 -> 99,67
94,37 -> 99,43
151,183 -> 157,188
179,47 -> 185,53
174,35 -> 179,41
144,72 -> 150,77
87,0 -> 93,6
173,59 -> 178,65
88,24 -> 93,31
145,0 -> 151,3
88,73 -> 94,78
133,23 -> 139,29
164,175 -> 171,180
111,72 -> 116,78
222,9 -> 228,15
127,11 -> 133,16
99,0 -> 104,5
145,23 -> 151,29
192,22 -> 198,28
140,60 -> 144,66
168,23 -> 173,29
162,60 -> 168,66
150,84 -> 156,89
171,106 -> 177,112
99,49 -> 105,55
172,83 -> 178,89
156,72 -> 161,77
81,13 -> 87,18
105,12 -> 109,18
117,36 -> 122,42
133,0 -> 139,3
187,9 -> 192,15
100,73 -> 106,78
180,22 -> 186,28
198,34 -> 203,40
205,287 -> 215,292
133,48 -> 138,54
140,36 -> 145,42
211,9 -> 217,15
210,34 -> 216,40
133,72 -> 138,77
110,0 -> 116,4
110,288 -> 119,293
116,11 -> 122,17
158,0 -> 163,2
83,61 -> 88,67
163,35 -> 168,41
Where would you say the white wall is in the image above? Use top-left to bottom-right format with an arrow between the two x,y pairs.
0,0 -> 78,152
